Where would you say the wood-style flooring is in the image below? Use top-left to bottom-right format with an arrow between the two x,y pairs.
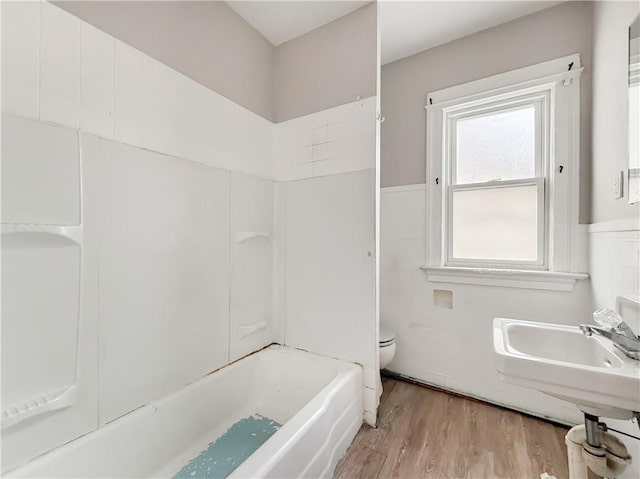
334,377 -> 570,479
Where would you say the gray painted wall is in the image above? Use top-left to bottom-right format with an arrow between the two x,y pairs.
55,1 -> 377,124
590,1 -> 640,223
381,1 -> 593,223
273,2 -> 377,122
55,1 -> 276,121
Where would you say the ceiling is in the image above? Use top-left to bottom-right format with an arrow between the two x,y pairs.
229,1 -> 563,64
380,1 -> 563,65
227,1 -> 369,46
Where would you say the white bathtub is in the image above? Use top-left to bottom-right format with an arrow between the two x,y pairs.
7,345 -> 363,478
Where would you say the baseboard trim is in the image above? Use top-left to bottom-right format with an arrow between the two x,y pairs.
381,369 -> 575,429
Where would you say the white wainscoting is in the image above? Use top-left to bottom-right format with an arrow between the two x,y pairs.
380,184 -> 593,425
274,97 -> 376,181
588,219 -> 640,479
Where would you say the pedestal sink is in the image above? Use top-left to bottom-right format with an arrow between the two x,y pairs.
493,318 -> 640,419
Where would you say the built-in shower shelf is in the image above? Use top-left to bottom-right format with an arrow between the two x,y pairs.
2,385 -> 77,429
236,231 -> 270,243
237,321 -> 268,338
1,223 -> 82,246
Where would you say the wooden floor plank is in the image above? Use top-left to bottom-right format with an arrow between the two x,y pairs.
335,378 -> 570,479
522,415 -> 570,479
356,380 -> 415,451
493,409 -> 533,478
379,386 -> 446,478
334,443 -> 387,479
380,376 -> 397,405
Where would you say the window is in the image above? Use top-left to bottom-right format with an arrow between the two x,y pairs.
447,94 -> 548,268
423,54 -> 587,290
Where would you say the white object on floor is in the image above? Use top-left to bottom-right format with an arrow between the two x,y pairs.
540,473 -> 557,479
5,346 -> 363,479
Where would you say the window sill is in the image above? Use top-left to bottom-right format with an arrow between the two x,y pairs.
419,266 -> 588,292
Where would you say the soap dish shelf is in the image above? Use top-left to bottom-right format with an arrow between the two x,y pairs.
236,231 -> 270,243
2,385 -> 77,430
2,223 -> 82,431
237,321 -> 268,338
1,223 -> 82,246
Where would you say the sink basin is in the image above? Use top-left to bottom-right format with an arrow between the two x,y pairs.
493,318 -> 640,419
506,324 -> 624,368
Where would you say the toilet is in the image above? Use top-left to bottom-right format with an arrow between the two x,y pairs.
379,325 -> 396,369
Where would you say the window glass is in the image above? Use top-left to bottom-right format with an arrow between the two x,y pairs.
451,184 -> 538,261
455,106 -> 536,184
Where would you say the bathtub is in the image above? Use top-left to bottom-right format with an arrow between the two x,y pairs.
7,345 -> 363,478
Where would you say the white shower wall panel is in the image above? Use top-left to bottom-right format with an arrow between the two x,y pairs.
117,50 -> 274,179
87,136 -> 231,424
284,169 -> 376,370
0,0 -> 39,119
1,116 -> 99,474
275,96 -> 379,424
1,1 -> 274,181
2,245 -> 80,409
80,21 -> 115,139
1,115 -> 80,225
39,1 -> 81,128
112,39 -> 145,147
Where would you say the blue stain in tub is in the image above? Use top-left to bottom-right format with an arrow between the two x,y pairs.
172,414 -> 281,479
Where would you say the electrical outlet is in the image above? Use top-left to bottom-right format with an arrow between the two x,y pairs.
614,171 -> 624,199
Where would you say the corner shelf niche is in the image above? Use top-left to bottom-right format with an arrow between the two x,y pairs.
1,222 -> 82,430
2,223 -> 82,247
1,386 -> 77,430
237,320 -> 268,338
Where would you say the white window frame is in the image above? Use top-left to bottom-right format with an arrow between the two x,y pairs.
422,54 -> 588,290
445,92 -> 549,269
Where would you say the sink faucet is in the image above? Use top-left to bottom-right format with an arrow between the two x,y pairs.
580,321 -> 640,361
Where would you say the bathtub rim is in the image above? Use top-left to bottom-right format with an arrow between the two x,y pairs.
5,344 -> 363,478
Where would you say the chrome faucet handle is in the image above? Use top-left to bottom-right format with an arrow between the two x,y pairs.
593,307 -> 624,330
581,310 -> 640,361
591,307 -> 639,339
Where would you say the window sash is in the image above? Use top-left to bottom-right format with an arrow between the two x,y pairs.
441,91 -> 550,270
446,92 -> 548,186
445,177 -> 546,268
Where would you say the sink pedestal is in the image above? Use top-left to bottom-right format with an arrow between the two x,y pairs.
565,417 -> 632,479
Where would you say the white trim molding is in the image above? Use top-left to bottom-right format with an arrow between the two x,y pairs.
425,53 -> 585,284
426,55 -> 583,109
380,183 -> 427,194
587,217 -> 640,233
420,266 -> 588,292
